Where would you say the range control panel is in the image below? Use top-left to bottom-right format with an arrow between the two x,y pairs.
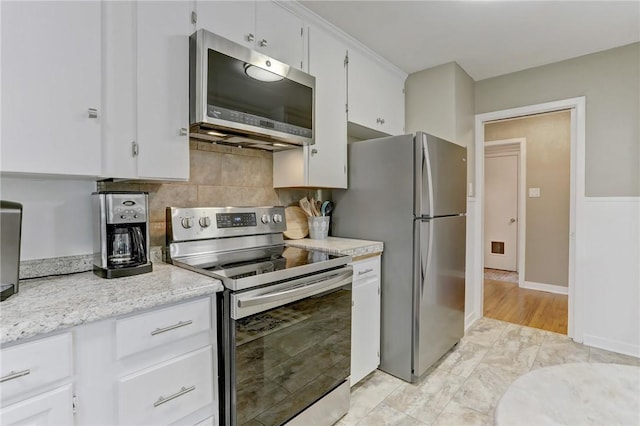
167,206 -> 286,242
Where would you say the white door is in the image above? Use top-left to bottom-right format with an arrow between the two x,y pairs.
1,1 -> 102,176
136,1 -> 191,180
307,26 -> 347,188
484,154 -> 518,271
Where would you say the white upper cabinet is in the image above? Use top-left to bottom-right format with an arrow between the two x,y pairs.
102,1 -> 190,181
135,1 -> 191,180
347,48 -> 406,137
273,25 -> 347,189
1,1 -> 102,176
195,1 -> 305,70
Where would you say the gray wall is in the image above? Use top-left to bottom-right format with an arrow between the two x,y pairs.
485,111 -> 571,286
405,62 -> 475,187
476,42 -> 639,197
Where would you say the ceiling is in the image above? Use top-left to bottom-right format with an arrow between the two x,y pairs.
298,1 -> 640,81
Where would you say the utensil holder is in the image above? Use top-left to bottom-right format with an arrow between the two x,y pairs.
308,216 -> 330,240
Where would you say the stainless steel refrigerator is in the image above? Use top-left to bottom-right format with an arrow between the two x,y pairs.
332,131 -> 467,383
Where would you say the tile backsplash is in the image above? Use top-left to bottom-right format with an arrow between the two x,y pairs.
100,141 -> 330,249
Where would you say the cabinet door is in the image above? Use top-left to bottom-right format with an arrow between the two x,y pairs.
347,48 -> 405,136
195,0 -> 255,49
136,1 -> 190,180
307,26 -> 347,188
377,70 -> 405,136
351,257 -> 381,386
0,385 -> 73,425
255,1 -> 305,70
102,0 -> 137,179
1,1 -> 101,176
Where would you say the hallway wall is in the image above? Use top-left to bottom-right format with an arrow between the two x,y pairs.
485,110 -> 571,287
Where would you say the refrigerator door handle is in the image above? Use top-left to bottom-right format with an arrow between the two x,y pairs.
420,220 -> 434,298
422,138 -> 435,218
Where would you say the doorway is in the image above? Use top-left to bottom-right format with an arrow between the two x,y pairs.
472,97 -> 584,340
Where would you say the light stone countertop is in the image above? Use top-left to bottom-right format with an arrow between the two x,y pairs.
1,262 -> 223,346
285,237 -> 383,259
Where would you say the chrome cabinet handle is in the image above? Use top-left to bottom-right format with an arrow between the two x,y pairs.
311,148 -> 318,155
247,33 -> 255,42
259,39 -> 268,47
153,385 -> 195,407
358,268 -> 374,276
88,108 -> 98,118
150,320 -> 193,336
0,369 -> 31,383
179,127 -> 188,137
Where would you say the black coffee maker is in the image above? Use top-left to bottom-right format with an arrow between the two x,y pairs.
93,192 -> 152,278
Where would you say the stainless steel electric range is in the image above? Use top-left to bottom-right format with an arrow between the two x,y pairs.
166,206 -> 353,426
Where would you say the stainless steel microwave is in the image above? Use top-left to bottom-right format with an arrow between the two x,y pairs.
189,29 -> 315,150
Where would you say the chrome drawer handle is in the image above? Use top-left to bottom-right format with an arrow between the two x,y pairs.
153,385 -> 195,407
150,320 -> 193,336
358,268 -> 374,276
0,369 -> 31,383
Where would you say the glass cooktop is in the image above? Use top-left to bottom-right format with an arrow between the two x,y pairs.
176,245 -> 348,291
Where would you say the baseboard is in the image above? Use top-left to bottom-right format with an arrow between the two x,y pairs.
521,281 -> 569,295
583,334 -> 640,358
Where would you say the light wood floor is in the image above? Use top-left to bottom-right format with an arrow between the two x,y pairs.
483,278 -> 568,334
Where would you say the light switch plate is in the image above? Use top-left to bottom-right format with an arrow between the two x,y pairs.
529,187 -> 541,197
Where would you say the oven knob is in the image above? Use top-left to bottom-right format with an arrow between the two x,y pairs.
261,214 -> 271,224
181,217 -> 194,229
199,216 -> 211,228
272,213 -> 283,224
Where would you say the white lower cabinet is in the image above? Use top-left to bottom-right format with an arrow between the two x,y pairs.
0,332 -> 74,425
0,385 -> 74,426
118,346 -> 214,425
351,256 -> 381,386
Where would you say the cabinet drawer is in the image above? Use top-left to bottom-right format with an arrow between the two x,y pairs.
195,415 -> 216,426
0,333 -> 72,401
118,346 -> 214,425
352,256 -> 380,284
0,384 -> 74,425
116,297 -> 211,359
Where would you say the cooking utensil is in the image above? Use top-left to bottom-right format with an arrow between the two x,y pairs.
284,206 -> 309,239
298,197 -> 313,217
310,197 -> 321,217
323,201 -> 333,216
321,200 -> 330,216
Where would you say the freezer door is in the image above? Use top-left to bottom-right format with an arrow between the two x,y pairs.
414,132 -> 467,217
413,215 -> 465,379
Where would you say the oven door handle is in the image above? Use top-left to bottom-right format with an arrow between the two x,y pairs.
235,268 -> 353,316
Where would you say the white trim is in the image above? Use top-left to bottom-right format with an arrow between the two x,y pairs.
484,138 -> 526,286
522,281 -> 569,295
465,197 -> 480,331
474,96 -> 585,342
583,334 -> 640,358
583,196 -> 640,203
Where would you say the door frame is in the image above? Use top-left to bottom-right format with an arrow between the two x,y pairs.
484,138 -> 526,285
473,97 -> 584,340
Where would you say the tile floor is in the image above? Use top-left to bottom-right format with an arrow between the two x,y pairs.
338,317 -> 639,426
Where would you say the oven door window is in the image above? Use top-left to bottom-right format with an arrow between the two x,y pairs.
233,285 -> 351,426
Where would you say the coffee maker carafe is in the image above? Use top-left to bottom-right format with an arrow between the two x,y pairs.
93,192 -> 152,278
